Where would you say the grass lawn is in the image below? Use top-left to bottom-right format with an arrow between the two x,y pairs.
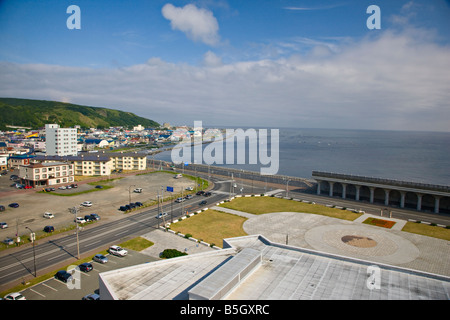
220,196 -> 362,221
402,222 -> 450,241
169,210 -> 248,248
119,237 -> 154,251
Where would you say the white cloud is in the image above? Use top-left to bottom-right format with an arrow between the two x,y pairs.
162,3 -> 220,46
1,28 -> 449,131
202,51 -> 222,67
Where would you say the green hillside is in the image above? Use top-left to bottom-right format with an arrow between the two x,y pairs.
0,98 -> 160,130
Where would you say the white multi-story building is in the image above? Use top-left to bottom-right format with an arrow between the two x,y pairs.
45,124 -> 78,156
19,162 -> 74,187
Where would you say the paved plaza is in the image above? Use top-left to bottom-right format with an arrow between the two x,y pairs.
213,206 -> 450,277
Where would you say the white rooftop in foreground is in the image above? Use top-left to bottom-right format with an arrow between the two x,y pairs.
99,235 -> 450,300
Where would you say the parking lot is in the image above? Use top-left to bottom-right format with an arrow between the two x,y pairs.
0,170 -> 197,244
19,248 -> 158,300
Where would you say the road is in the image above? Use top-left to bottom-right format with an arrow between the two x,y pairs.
0,176 -> 254,290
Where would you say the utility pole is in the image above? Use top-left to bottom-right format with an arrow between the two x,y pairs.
69,207 -> 80,260
25,226 -> 36,277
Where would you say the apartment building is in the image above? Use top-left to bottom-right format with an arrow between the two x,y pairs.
45,124 -> 78,156
110,152 -> 147,171
34,151 -> 146,176
19,162 -> 74,187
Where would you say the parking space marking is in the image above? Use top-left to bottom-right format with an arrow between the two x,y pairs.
42,282 -> 58,291
29,288 -> 46,298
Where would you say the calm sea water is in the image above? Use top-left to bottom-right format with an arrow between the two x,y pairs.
151,128 -> 450,186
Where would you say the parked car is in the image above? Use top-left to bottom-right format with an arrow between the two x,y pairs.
109,245 -> 128,257
8,203 -> 19,208
0,222 -> 8,229
82,293 -> 100,300
134,202 -> 143,207
9,175 -> 18,180
55,270 -> 73,283
196,191 -> 205,195
58,186 -> 66,190
133,188 -> 142,193
93,254 -> 108,264
119,206 -> 128,211
88,213 -> 100,221
43,212 -> 54,219
186,186 -> 193,191
185,194 -> 193,200
78,262 -> 93,272
81,201 -> 92,207
175,197 -> 185,203
204,192 -> 212,197
45,187 -> 55,192
43,226 -> 55,233
3,237 -> 14,245
0,205 -> 5,212
74,217 -> 86,224
70,184 -> 78,188
90,213 -> 100,220
95,185 -> 103,189
4,292 -> 25,300
156,212 -> 168,219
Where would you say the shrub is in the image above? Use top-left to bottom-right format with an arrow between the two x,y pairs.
160,249 -> 187,259
185,233 -> 192,239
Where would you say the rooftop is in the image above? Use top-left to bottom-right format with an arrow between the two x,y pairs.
98,234 -> 450,300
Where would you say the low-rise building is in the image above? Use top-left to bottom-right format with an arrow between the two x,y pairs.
19,162 -> 74,187
34,151 -> 146,176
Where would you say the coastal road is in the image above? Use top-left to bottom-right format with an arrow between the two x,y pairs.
0,176 -> 248,290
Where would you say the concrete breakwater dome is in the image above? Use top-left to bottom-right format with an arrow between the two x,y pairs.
312,171 -> 450,214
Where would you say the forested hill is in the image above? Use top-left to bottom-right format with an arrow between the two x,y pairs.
0,98 -> 160,130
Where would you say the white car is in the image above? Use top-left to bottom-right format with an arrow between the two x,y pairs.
133,188 -> 142,193
109,245 -> 128,257
156,212 -> 168,219
43,212 -> 54,219
74,217 -> 86,224
4,292 -> 26,300
81,201 -> 92,207
175,197 -> 185,203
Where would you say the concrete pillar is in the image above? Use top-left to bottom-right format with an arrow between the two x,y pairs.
384,189 -> 390,206
342,183 -> 347,199
416,193 -> 423,211
329,182 -> 334,197
316,180 -> 321,195
369,187 -> 375,204
434,196 -> 441,214
400,191 -> 406,208
355,185 -> 361,201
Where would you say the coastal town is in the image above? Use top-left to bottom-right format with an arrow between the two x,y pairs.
0,123 -> 225,186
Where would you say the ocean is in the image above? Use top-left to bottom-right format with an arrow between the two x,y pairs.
150,128 -> 450,186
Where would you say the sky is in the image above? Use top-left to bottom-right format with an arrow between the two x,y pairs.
0,0 -> 449,131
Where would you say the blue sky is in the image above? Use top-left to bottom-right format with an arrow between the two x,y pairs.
1,0 -> 450,131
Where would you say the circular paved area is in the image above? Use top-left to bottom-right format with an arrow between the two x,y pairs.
242,211 -> 449,276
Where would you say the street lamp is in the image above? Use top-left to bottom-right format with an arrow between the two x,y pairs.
25,226 -> 37,277
128,185 -> 136,204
